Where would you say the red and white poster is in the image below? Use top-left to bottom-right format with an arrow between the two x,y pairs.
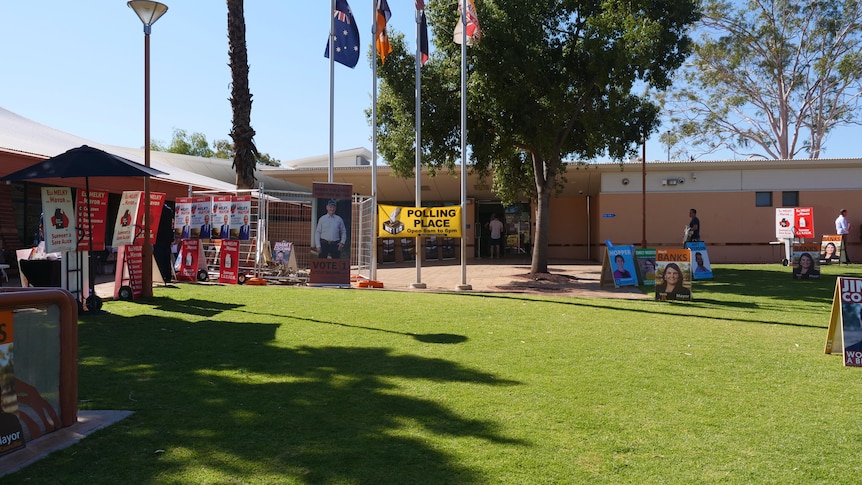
41,186 -> 76,253
212,195 -> 232,240
113,244 -> 143,300
175,197 -> 193,239
219,239 -> 240,284
75,189 -> 109,252
133,192 -> 166,245
176,239 -> 200,281
775,207 -> 814,239
113,191 -> 143,246
231,195 -> 252,240
192,196 -> 213,239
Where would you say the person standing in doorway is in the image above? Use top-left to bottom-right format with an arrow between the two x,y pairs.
488,213 -> 505,259
685,208 -> 701,242
836,209 -> 852,264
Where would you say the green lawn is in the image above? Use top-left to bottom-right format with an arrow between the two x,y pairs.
5,263 -> 862,484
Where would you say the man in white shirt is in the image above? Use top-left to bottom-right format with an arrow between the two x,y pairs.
487,213 -> 505,259
836,209 -> 852,264
315,200 -> 347,259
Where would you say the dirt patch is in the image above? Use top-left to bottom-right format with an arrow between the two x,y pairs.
495,272 -> 583,293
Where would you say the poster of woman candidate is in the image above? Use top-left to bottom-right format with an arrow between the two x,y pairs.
791,242 -> 821,280
655,249 -> 693,301
825,278 -> 862,366
608,246 -> 638,287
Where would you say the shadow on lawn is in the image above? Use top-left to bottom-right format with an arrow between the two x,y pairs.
38,310 -> 524,484
459,266 -> 841,329
238,308 -> 471,345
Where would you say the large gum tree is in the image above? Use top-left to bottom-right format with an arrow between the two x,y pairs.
374,0 -> 700,273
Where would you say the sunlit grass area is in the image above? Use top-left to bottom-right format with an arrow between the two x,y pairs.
6,263 -> 862,484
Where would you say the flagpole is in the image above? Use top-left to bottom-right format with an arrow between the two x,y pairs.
370,0 -> 379,283
410,4 -> 425,289
456,2 -> 472,291
328,0 -> 336,183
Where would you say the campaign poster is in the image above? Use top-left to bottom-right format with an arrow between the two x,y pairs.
791,242 -> 820,280
219,240 -> 240,284
685,241 -> 714,280
212,195 -> 232,240
820,235 -> 843,265
175,197 -> 193,239
273,241 -> 293,267
775,208 -> 795,240
794,207 -> 814,239
75,189 -> 109,252
655,249 -> 692,301
310,182 -> 352,286
231,195 -> 252,240
176,239 -> 200,281
191,196 -> 213,239
608,245 -> 638,287
113,245 -> 143,299
825,278 -> 862,366
133,192 -> 166,245
635,248 -> 657,286
41,187 -> 76,253
113,191 -> 143,246
0,311 -> 25,456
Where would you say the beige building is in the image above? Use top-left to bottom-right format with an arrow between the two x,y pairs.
263,156 -> 862,264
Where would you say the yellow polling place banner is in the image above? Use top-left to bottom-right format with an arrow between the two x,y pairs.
378,204 -> 462,238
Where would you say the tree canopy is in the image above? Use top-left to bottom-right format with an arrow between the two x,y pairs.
666,0 -> 862,160
151,128 -> 281,167
374,0 -> 700,272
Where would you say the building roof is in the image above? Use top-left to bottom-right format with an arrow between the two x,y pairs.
0,107 -> 261,193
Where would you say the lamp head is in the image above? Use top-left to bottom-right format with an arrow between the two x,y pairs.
128,1 -> 168,33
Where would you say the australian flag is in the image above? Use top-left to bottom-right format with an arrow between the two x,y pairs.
324,0 -> 361,68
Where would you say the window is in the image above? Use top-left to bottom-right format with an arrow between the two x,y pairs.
755,192 -> 772,207
782,191 -> 799,207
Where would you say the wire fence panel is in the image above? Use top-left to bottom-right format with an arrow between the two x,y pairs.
187,189 -> 373,283
352,195 -> 374,279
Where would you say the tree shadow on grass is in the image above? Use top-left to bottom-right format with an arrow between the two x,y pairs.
457,293 -> 827,328
238,308 -> 471,345
14,312 -> 523,484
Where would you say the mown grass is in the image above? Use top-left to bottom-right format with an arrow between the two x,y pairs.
5,263 -> 862,484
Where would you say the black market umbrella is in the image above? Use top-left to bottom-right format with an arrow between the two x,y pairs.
1,145 -> 168,311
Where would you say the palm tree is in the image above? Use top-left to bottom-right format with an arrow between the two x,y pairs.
227,0 -> 257,189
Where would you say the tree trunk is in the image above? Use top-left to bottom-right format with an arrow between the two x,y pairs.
227,0 -> 257,189
530,153 -> 557,273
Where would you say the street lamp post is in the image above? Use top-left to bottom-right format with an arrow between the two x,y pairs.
128,1 -> 168,298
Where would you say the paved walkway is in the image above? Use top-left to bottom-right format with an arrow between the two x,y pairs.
366,258 -> 650,299
80,258 -> 651,300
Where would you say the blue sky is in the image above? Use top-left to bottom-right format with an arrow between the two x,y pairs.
2,1 -> 858,166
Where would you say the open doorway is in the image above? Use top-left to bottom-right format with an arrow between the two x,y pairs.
475,202 -> 503,259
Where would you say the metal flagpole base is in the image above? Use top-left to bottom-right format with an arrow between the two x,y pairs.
455,284 -> 472,291
410,282 -> 427,289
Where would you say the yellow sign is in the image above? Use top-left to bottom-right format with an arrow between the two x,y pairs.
378,204 -> 462,238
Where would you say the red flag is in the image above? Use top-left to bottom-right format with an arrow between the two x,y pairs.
454,0 -> 481,46
417,1 -> 429,65
376,0 -> 392,64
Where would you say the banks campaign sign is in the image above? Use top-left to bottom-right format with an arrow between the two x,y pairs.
378,204 -> 462,238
